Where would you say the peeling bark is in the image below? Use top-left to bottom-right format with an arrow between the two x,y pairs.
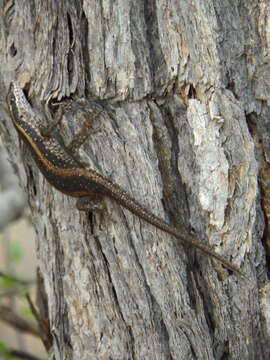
0,1 -> 269,359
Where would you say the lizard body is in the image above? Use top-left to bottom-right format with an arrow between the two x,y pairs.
6,82 -> 242,275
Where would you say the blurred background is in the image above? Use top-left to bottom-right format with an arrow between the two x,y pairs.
0,144 -> 46,360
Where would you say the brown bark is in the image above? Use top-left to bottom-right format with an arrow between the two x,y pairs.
0,1 -> 269,359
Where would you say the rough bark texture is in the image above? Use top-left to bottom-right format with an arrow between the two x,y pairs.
0,1 -> 269,359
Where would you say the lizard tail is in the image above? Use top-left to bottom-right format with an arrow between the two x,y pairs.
108,187 -> 242,275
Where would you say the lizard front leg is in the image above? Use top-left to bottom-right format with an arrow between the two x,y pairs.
66,111 -> 102,153
40,102 -> 67,138
40,100 -> 102,152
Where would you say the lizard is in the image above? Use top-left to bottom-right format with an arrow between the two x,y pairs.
6,82 -> 242,275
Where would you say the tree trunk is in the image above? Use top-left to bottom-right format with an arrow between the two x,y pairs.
0,1 -> 269,359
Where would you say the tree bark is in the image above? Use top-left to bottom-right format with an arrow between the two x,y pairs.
0,1 -> 269,359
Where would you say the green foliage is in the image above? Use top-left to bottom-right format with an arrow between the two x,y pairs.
0,342 -> 6,354
0,341 -> 16,360
0,275 -> 17,290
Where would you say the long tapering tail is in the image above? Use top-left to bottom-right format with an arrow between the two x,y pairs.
105,181 -> 242,275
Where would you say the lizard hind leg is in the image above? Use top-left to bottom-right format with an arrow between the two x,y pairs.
76,194 -> 116,225
76,194 -> 105,213
67,111 -> 102,153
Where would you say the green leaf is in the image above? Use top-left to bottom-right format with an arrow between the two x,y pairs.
0,342 -> 16,360
0,341 -> 7,354
0,276 -> 17,290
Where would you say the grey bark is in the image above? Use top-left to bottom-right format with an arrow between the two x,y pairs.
0,1 -> 269,359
